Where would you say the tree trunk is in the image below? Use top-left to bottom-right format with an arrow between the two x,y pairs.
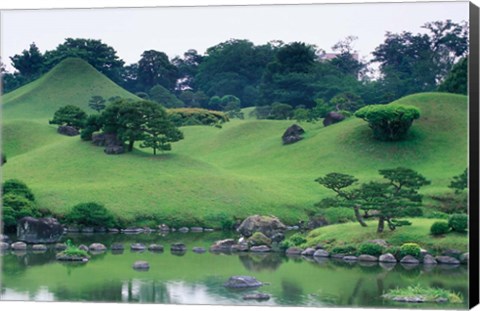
377,216 -> 385,233
153,147 -> 157,155
128,140 -> 134,152
353,205 -> 368,227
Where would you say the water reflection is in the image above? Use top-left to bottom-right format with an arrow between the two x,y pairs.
238,253 -> 283,272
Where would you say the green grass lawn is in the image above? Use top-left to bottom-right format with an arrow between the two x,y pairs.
1,58 -> 468,228
306,218 -> 468,252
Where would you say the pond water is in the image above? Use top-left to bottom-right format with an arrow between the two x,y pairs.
0,232 -> 469,309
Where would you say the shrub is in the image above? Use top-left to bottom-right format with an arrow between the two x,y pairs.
62,240 -> 89,258
399,243 -> 421,258
65,202 -> 117,228
80,114 -> 103,141
355,104 -> 420,141
319,207 -> 355,224
430,221 -> 450,236
3,179 -> 35,201
49,105 -> 88,129
204,212 -> 235,231
280,233 -> 307,250
385,246 -> 401,259
430,194 -> 467,214
358,242 -> 384,257
403,206 -> 424,217
448,213 -> 468,233
331,245 -> 357,255
2,194 -> 41,232
168,108 -> 229,127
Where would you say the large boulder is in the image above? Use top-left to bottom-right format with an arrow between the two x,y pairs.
210,239 -> 236,252
57,125 -> 79,136
323,111 -> 345,127
132,261 -> 150,270
379,253 -> 397,263
250,245 -> 271,252
247,232 -> 272,247
313,249 -> 330,257
89,243 -> 107,252
435,256 -> 460,265
282,124 -> 305,145
17,217 -> 63,244
237,215 -> 287,238
11,241 -> 27,250
92,133 -> 125,155
224,276 -> 263,289
286,247 -> 303,255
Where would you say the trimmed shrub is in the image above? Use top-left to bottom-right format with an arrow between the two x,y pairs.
280,233 -> 307,250
3,179 -> 35,201
65,202 -> 117,228
2,194 -> 41,232
355,104 -> 420,141
399,243 -> 421,258
448,213 -> 468,233
358,242 -> 384,257
430,221 -> 450,236
168,108 -> 229,127
331,245 -> 357,255
49,105 -> 88,129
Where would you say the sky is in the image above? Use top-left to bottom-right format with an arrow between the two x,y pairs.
0,1 -> 470,72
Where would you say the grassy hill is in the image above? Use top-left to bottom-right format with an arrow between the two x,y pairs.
1,59 -> 468,227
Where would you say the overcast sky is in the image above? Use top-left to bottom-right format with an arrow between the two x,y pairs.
0,1 -> 469,72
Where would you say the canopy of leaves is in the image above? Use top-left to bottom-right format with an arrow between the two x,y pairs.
49,105 -> 88,129
449,168 -> 468,194
149,84 -> 184,108
355,104 -> 420,141
168,108 -> 229,127
3,179 -> 35,201
438,57 -> 468,95
137,50 -> 179,92
64,202 -> 117,228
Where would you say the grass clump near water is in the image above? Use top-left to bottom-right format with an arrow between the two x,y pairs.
59,240 -> 89,258
383,284 -> 463,303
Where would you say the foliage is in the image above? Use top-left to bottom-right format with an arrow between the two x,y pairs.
64,202 -> 117,228
355,104 -> 420,141
430,193 -> 467,214
204,212 -> 235,231
9,42 -> 45,83
62,240 -> 90,258
49,105 -> 88,129
222,95 -> 244,119
88,95 -> 106,112
329,92 -> 364,112
430,221 -> 450,236
136,50 -> 179,92
279,233 -> 307,250
383,284 -> 463,303
168,108 -> 229,127
399,243 -> 421,258
172,49 -> 203,91
449,168 -> 468,194
80,114 -> 103,141
402,206 -> 423,217
2,194 -> 41,232
357,242 -> 384,257
438,57 -> 468,95
448,214 -> 468,233
3,179 -> 35,201
331,245 -> 357,255
149,84 -> 184,108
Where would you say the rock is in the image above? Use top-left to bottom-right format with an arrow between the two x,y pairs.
366,239 -> 389,248
11,242 -> 27,250
204,228 -> 214,232
148,244 -> 164,252
422,254 -> 437,265
55,243 -> 67,251
286,247 -> 303,255
343,256 -> 358,261
247,232 -> 272,247
0,234 -> 10,243
210,239 -> 236,252
132,261 -> 150,270
379,253 -> 397,263
420,248 -> 428,258
57,125 -> 79,136
442,249 -> 462,258
67,227 -> 80,233
460,253 -> 469,264
130,243 -> 147,251
282,124 -> 305,145
243,293 -> 270,301
313,249 -> 330,257
81,227 -> 94,233
92,133 -> 125,155
178,227 -> 189,233
78,244 -> 89,252
32,244 -> 48,252
306,216 -> 328,230
89,243 -> 107,252
331,254 -> 346,259
108,228 -> 120,233
0,242 -> 10,250
270,233 -> 285,243
250,245 -> 271,253
237,215 -> 287,238
17,217 -> 63,244
142,227 -> 155,233
358,254 -> 378,262
111,243 -> 124,251
94,227 -> 107,233
104,145 -> 125,154
314,244 -> 325,250
435,256 -> 460,265
56,254 -> 89,262
301,248 -> 316,256
231,244 -> 249,252
171,243 -> 187,252
157,224 -> 170,232
391,296 -> 425,303
190,227 -> 203,232
224,276 -> 263,289
323,111 -> 345,127
192,247 -> 206,253
122,228 -> 144,234
400,255 -> 420,265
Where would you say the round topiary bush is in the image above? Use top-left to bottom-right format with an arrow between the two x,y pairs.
448,213 -> 468,233
65,202 -> 117,228
358,242 -> 384,257
430,221 -> 450,236
2,179 -> 35,201
399,243 -> 421,258
355,104 -> 420,141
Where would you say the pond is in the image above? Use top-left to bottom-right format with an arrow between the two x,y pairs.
0,232 -> 469,309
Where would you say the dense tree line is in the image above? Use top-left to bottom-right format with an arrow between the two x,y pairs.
1,20 -> 468,116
